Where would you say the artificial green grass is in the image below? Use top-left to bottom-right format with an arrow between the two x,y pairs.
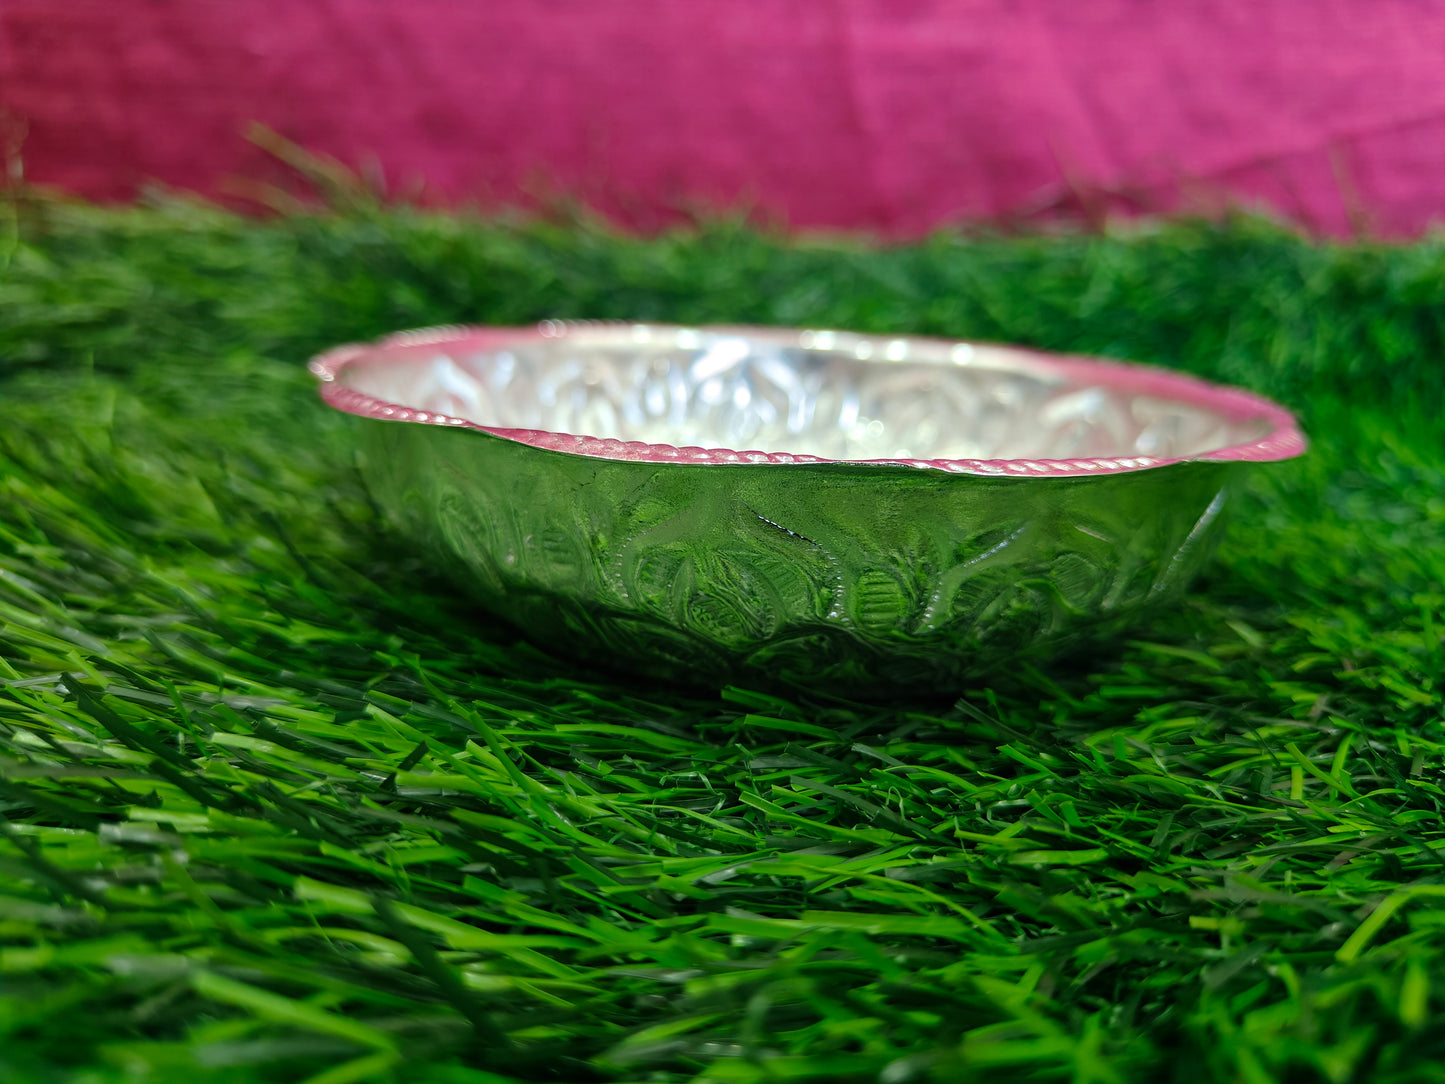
1,193 -> 1443,1084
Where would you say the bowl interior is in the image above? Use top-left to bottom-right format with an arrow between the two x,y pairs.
336,326 -> 1274,463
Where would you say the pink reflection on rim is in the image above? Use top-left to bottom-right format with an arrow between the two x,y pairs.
309,324 -> 1307,477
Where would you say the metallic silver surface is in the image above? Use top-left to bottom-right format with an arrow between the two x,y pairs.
339,324 -> 1275,467
314,324 -> 1306,694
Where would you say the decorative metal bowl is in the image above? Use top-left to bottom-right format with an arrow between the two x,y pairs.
311,323 -> 1305,695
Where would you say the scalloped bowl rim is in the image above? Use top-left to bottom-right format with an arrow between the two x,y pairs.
309,323 -> 1307,478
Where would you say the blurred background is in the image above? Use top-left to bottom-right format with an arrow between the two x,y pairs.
5,0 -> 1445,238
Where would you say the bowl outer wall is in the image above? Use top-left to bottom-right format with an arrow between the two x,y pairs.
355,415 -> 1243,695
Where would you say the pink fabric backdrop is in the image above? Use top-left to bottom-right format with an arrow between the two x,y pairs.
4,0 -> 1445,236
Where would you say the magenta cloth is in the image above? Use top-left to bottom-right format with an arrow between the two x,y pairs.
4,0 -> 1445,236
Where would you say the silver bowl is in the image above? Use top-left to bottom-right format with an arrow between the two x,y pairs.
311,322 -> 1305,695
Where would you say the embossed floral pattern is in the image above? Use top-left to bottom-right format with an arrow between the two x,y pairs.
316,324 -> 1302,694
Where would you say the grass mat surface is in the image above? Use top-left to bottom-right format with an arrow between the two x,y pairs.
1,198 -> 1443,1083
